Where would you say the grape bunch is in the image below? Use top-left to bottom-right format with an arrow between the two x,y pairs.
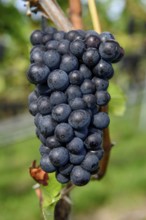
27,27 -> 124,186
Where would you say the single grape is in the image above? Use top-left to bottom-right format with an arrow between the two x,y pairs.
69,149 -> 86,165
37,115 -> 57,137
50,91 -> 67,106
85,35 -> 101,48
43,50 -> 61,69
55,123 -> 74,143
68,109 -> 91,129
56,173 -> 70,184
27,63 -> 50,84
53,31 -> 65,41
30,49 -> 44,63
57,39 -> 70,54
49,147 -> 69,166
28,101 -> 38,116
99,40 -> 120,62
60,54 -> 79,73
65,30 -> 79,41
70,40 -> 85,57
28,91 -> 38,104
42,33 -> 53,44
91,149 -> 104,160
83,94 -> 96,109
69,97 -> 86,110
79,64 -> 92,79
37,96 -> 52,115
82,48 -> 100,67
92,77 -> 109,91
45,40 -> 59,50
99,32 -> 115,42
93,112 -> 110,129
70,166 -> 90,186
39,144 -> 51,156
40,154 -> 56,173
80,79 -> 96,94
65,85 -> 82,101
46,136 -> 60,149
47,69 -> 69,91
85,133 -> 102,150
85,30 -> 99,38
81,152 -> 99,172
67,137 -> 84,154
69,70 -> 84,85
95,90 -> 110,106
30,30 -> 43,45
93,59 -> 114,79
52,104 -> 71,122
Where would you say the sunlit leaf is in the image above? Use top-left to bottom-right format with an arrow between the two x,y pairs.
41,173 -> 62,220
108,82 -> 126,116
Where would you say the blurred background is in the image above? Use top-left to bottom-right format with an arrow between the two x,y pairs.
0,0 -> 146,219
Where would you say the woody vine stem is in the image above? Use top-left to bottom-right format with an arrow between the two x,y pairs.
24,0 -> 113,219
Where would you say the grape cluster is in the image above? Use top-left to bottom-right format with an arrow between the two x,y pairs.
27,27 -> 124,186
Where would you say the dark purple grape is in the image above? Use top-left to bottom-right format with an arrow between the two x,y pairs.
53,31 -> 65,41
69,149 -> 86,165
69,70 -> 84,85
92,77 -> 109,91
50,91 -> 67,106
70,40 -> 85,57
65,85 -> 82,101
36,83 -> 52,96
37,115 -> 57,137
40,154 -> 56,173
47,69 -> 69,91
85,133 -> 102,150
82,48 -> 100,67
67,137 -> 84,154
45,40 -> 59,50
42,33 -> 53,44
46,136 -> 60,149
79,64 -> 92,79
83,94 -> 96,109
81,152 -> 99,172
56,173 -> 70,184
28,101 -> 38,116
85,35 -> 101,48
99,32 -> 115,42
43,50 -> 61,69
95,90 -> 110,106
68,110 -> 91,129
55,123 -> 74,143
93,112 -> 110,129
85,30 -> 99,38
37,96 -> 52,115
39,144 -> 51,156
49,147 -> 69,166
65,30 -> 79,41
52,104 -> 71,122
93,59 -> 114,79
57,39 -> 70,54
44,27 -> 57,34
70,166 -> 90,186
60,54 -> 79,73
30,49 -> 44,63
80,79 -> 96,94
27,63 -> 50,84
69,97 -> 86,110
30,30 -> 43,45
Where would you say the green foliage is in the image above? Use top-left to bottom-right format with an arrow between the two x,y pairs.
108,82 -> 126,116
41,173 -> 62,220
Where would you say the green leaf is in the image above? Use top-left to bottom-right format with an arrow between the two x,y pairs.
108,82 -> 126,116
41,173 -> 62,220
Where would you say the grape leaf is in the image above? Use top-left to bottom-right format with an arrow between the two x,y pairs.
41,173 -> 62,220
108,82 -> 126,116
